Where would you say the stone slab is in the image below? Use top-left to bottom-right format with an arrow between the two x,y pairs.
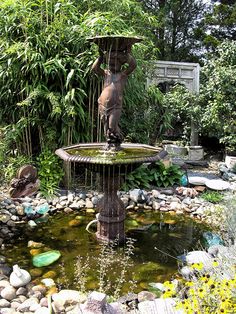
206,179 -> 230,191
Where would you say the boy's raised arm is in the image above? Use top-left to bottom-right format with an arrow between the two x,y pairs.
91,55 -> 105,76
123,54 -> 136,76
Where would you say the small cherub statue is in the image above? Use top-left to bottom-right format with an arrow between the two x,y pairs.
92,49 -> 136,150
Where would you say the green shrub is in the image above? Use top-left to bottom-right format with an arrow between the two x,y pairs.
123,161 -> 183,190
122,164 -> 151,190
149,161 -> 183,188
37,149 -> 64,197
201,191 -> 223,203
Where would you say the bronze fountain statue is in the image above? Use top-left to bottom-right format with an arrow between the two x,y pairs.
56,36 -> 167,243
91,38 -> 137,150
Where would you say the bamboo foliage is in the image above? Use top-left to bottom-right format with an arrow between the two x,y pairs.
0,0 -> 158,161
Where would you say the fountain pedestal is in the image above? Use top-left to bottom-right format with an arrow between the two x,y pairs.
55,143 -> 167,243
96,171 -> 125,242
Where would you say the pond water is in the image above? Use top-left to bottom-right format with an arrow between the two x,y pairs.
2,211 -> 209,296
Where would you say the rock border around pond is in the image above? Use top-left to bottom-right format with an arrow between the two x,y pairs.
0,181 -> 234,247
0,169 -> 235,313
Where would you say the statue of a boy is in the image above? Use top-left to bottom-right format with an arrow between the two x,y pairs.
92,50 -> 136,150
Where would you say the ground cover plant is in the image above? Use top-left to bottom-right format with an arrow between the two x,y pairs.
201,191 -> 224,204
123,160 -> 183,190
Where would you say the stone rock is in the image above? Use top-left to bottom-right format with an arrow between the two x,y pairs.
151,190 -> 160,198
10,300 -> 21,309
10,215 -> 19,221
130,189 -> 147,203
59,196 -> 67,202
67,193 -> 74,203
160,207 -> 168,212
52,289 -> 87,306
64,207 -> 73,213
10,265 -> 31,288
205,179 -> 230,191
0,309 -> 16,314
159,189 -> 174,196
180,266 -> 195,280
91,196 -> 99,206
148,282 -> 165,291
60,201 -> 67,207
41,278 -> 55,287
143,205 -> 152,210
138,291 -> 156,302
52,298 -> 64,313
56,204 -> 64,209
126,205 -> 134,210
186,251 -> 212,268
32,250 -> 61,267
0,256 -> 6,264
68,219 -> 82,227
79,193 -> 86,200
32,284 -> 47,295
208,244 -> 235,260
0,280 -> 11,288
77,200 -> 86,207
35,307 -> 50,314
1,285 -> 16,301
202,231 -> 224,248
29,268 -> 43,277
0,265 -> 12,277
16,287 -> 28,296
182,197 -> 192,206
120,197 -> 129,207
6,220 -> 16,227
0,299 -> 10,308
152,201 -> 160,211
85,200 -> 94,208
42,270 -> 57,279
39,297 -> 48,307
188,176 -> 208,186
69,202 -> 80,210
29,302 -> 41,311
17,297 -> 39,312
0,214 -> 11,223
194,206 -> 205,216
169,202 -> 182,211
28,241 -> 44,248
138,298 -> 178,314
36,204 -> 50,215
86,208 -> 95,214
28,220 -> 37,227
157,194 -> 167,201
82,291 -> 107,314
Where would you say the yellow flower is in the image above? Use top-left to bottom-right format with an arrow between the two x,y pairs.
190,262 -> 203,270
198,287 -> 207,298
185,281 -> 194,287
212,260 -> 219,267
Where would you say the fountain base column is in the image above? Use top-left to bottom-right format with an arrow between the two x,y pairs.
96,171 -> 125,243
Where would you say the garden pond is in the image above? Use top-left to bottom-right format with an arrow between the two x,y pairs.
2,210 -> 210,295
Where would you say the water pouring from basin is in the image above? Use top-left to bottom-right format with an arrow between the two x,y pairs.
56,36 -> 167,243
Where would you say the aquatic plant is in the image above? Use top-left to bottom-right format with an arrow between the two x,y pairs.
72,238 -> 137,299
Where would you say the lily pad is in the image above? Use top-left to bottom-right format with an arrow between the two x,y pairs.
32,250 -> 61,267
